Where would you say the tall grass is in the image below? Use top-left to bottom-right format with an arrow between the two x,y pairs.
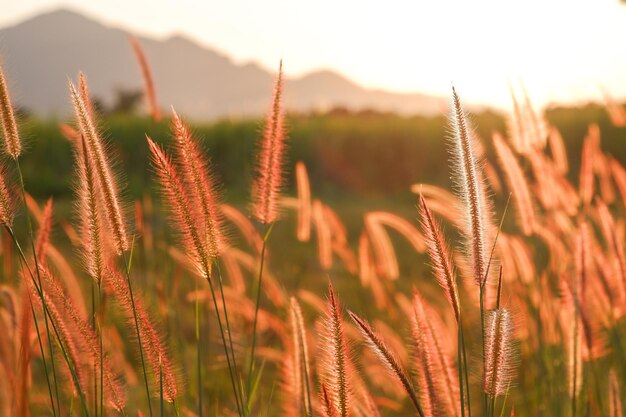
1,48 -> 626,417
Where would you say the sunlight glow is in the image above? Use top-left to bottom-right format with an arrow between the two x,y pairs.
2,0 -> 625,109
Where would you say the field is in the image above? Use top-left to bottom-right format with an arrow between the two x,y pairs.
1,60 -> 626,417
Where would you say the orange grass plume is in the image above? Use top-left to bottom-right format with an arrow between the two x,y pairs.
0,60 -> 21,159
252,61 -> 288,224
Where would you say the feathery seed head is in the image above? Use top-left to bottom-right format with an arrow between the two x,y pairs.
492,133 -> 535,235
76,134 -> 106,284
321,282 -> 351,417
171,108 -> 226,258
147,135 -> 211,279
411,291 -> 460,417
283,297 -> 312,416
106,268 -> 178,401
348,310 -> 424,415
418,195 -> 461,323
252,61 -> 287,224
129,36 -> 161,121
295,161 -> 312,242
0,165 -> 15,226
34,198 -> 54,261
449,86 -> 494,287
0,61 -> 21,159
70,78 -> 129,254
483,308 -> 517,397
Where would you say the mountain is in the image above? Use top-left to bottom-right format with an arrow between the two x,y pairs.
0,9 -> 448,119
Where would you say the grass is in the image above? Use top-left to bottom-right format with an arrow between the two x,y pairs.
1,58 -> 626,417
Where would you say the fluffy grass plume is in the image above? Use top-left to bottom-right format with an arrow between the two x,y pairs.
449,87 -> 493,287
411,291 -> 460,417
492,132 -> 535,235
171,109 -> 225,259
15,286 -> 32,417
0,165 -> 14,226
39,267 -> 126,411
320,282 -> 351,417
312,199 -> 333,269
296,161 -> 312,242
252,61 -> 287,224
418,195 -> 461,323
483,308 -> 517,397
348,310 -> 424,417
129,35 -> 161,121
579,124 -> 599,206
106,268 -> 178,402
69,76 -> 129,254
34,198 -> 54,261
0,60 -> 21,159
76,134 -> 106,284
28,279 -> 87,400
147,135 -> 211,278
283,297 -> 312,416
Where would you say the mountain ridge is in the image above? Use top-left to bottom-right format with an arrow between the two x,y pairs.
0,8 -> 449,119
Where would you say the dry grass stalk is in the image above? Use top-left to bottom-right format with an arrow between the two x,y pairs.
78,73 -> 96,120
69,77 -> 129,254
520,85 -> 548,151
172,110 -> 225,259
27,274 -> 87,403
283,297 -> 312,416
609,369 -> 623,417
76,134 -> 106,284
560,276 -> 584,400
418,195 -> 460,323
367,211 -> 426,253
507,87 -> 528,154
252,61 -> 287,224
34,199 -> 53,261
322,204 -> 357,273
600,88 -> 626,127
313,200 -> 333,269
321,383 -> 339,417
364,214 -> 398,279
0,61 -> 21,159
358,231 -> 375,287
0,165 -> 15,226
39,267 -> 126,410
296,161 -> 312,242
548,127 -> 569,175
321,283 -> 351,417
228,247 -> 286,307
579,124 -> 600,206
348,311 -> 424,416
610,157 -> 626,208
147,136 -> 211,278
106,268 -> 178,401
450,87 -> 492,287
493,133 -> 535,235
483,308 -> 516,396
411,292 -> 459,417
221,204 -> 263,255
129,36 -> 161,121
16,285 -> 32,417
483,160 -> 503,195
46,246 -> 88,318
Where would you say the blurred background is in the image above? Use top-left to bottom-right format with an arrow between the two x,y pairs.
0,0 -> 624,207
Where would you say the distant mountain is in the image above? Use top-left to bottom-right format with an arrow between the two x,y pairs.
0,9 -> 448,119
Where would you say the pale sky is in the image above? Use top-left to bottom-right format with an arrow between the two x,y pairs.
1,0 -> 626,108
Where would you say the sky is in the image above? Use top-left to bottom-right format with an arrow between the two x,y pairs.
1,0 -> 626,109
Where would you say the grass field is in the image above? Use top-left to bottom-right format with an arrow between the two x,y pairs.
1,60 -> 626,417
